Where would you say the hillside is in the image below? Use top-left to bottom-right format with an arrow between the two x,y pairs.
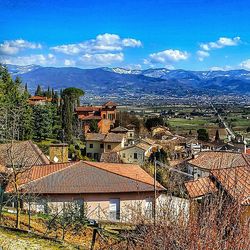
7,64 -> 250,96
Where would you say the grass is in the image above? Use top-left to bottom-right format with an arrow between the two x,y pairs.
0,227 -> 77,250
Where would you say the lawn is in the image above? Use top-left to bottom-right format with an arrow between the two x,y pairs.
0,227 -> 77,250
168,117 -> 216,133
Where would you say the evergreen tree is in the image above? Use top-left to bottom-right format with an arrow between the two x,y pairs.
61,87 -> 84,142
35,84 -> 43,96
33,105 -> 52,141
197,128 -> 209,142
215,129 -> 220,141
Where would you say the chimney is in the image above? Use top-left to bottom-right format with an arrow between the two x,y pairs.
49,143 -> 68,163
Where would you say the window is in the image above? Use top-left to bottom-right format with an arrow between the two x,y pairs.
122,153 -> 126,158
100,144 -> 104,149
107,144 -> 111,150
109,199 -> 120,221
103,114 -> 106,119
134,153 -> 138,159
129,133 -> 133,138
94,153 -> 99,160
90,144 -> 93,148
87,153 -> 92,158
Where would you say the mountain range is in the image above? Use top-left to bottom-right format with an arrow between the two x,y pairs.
6,64 -> 250,96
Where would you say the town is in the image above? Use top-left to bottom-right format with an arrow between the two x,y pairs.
0,65 -> 249,249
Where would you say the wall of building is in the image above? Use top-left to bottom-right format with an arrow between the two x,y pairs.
23,192 -> 165,223
49,145 -> 68,163
86,141 -> 104,160
104,142 -> 121,153
187,164 -> 210,179
119,147 -> 145,165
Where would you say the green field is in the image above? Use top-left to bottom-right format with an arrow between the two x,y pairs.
168,117 -> 217,134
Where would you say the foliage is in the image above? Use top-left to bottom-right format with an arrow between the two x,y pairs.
32,104 -> 53,141
61,88 -> 84,142
197,128 -> 209,142
145,117 -> 165,130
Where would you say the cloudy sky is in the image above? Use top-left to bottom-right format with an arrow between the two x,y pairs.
1,0 -> 250,70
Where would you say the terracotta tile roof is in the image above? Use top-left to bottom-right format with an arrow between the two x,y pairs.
85,161 -> 164,189
246,148 -> 250,154
185,177 -> 218,198
0,140 -> 50,167
75,106 -> 100,112
211,166 -> 250,205
110,126 -> 128,133
79,115 -> 102,121
188,151 -> 249,170
7,161 -> 165,194
29,96 -> 47,101
85,133 -> 106,141
5,162 -> 76,192
103,133 -> 124,143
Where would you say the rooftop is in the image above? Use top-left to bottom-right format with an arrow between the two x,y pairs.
0,140 -> 50,168
103,133 -> 125,143
85,133 -> 106,141
7,161 -> 165,194
188,151 -> 250,170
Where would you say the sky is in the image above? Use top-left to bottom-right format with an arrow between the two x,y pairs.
1,0 -> 250,70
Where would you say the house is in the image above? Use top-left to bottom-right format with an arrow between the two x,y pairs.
0,140 -> 50,169
76,101 -> 117,135
117,142 -> 154,165
85,133 -> 125,160
28,96 -> 52,105
110,126 -> 135,145
186,151 -> 250,179
6,161 -> 165,222
185,166 -> 250,221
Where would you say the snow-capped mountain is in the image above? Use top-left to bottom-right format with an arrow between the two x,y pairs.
5,64 -> 250,96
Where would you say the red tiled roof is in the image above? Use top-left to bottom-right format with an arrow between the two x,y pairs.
211,166 -> 250,205
185,177 -> 218,198
188,151 -> 249,170
246,148 -> 250,155
6,161 -> 165,194
85,161 -> 163,188
5,162 -> 75,192
75,106 -> 100,112
29,96 -> 47,101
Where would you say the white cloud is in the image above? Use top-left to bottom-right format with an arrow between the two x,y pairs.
197,50 -> 210,61
149,49 -> 189,64
1,54 -> 56,66
79,52 -> 124,66
209,65 -> 233,71
239,59 -> 250,70
0,39 -> 42,55
51,33 -> 142,55
200,36 -> 241,51
64,59 -> 76,66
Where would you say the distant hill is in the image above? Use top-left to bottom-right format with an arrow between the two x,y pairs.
6,64 -> 250,96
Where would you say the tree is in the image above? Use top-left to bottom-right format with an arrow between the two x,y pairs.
89,120 -> 99,133
197,128 -> 209,142
215,129 -> 220,141
61,87 -> 84,142
145,117 -> 164,130
33,105 -> 52,141
35,84 -> 43,96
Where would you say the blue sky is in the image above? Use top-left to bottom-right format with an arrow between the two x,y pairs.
1,0 -> 250,70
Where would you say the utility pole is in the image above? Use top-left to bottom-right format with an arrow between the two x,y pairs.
153,156 -> 157,226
